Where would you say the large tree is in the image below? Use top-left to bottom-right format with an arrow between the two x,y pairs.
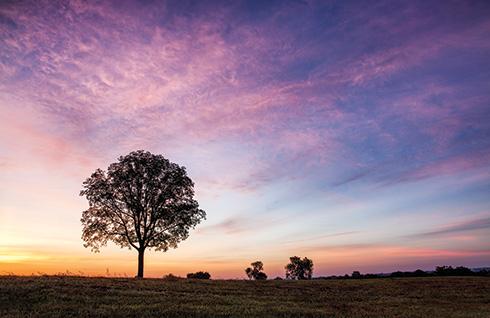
80,150 -> 206,278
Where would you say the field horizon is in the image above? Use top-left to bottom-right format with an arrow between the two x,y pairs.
2,263 -> 489,280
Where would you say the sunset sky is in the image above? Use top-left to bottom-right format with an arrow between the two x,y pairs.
1,0 -> 489,278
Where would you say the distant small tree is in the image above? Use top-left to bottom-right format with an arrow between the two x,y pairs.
245,261 -> 268,280
285,256 -> 313,280
351,271 -> 361,279
436,265 -> 473,276
80,150 -> 206,278
453,266 -> 473,276
436,265 -> 453,276
187,271 -> 211,279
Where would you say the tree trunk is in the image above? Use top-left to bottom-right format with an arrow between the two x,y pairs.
137,249 -> 144,278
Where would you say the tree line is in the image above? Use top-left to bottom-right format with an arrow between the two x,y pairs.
182,265 -> 489,280
314,266 -> 490,280
178,264 -> 490,281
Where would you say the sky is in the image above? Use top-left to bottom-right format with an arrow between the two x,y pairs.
1,0 -> 489,278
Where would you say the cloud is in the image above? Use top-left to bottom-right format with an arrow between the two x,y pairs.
197,215 -> 285,235
411,216 -> 490,238
1,0 -> 489,191
302,243 -> 490,260
283,231 -> 361,244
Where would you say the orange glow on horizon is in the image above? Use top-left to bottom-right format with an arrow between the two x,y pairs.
2,244 -> 489,278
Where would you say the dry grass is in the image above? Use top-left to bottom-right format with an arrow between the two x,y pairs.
1,276 -> 489,317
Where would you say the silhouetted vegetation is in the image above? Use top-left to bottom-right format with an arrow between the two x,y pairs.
187,271 -> 211,279
315,266 -> 490,280
245,261 -> 268,280
162,273 -> 184,281
390,269 -> 428,278
435,265 -> 476,276
352,271 -> 361,279
80,150 -> 206,278
285,256 -> 313,280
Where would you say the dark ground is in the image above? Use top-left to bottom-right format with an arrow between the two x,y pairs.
0,276 -> 489,317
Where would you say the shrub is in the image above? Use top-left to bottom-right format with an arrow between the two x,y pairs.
187,271 -> 211,279
352,271 -> 361,279
162,273 -> 183,281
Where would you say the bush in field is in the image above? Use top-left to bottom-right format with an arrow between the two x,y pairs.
162,273 -> 183,281
187,271 -> 211,279
285,256 -> 313,280
352,271 -> 361,279
245,261 -> 268,280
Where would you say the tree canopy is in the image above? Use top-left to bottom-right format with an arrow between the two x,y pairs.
80,150 -> 206,277
245,261 -> 268,280
285,256 -> 313,280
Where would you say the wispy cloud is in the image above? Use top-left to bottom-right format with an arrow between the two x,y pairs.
283,231 -> 361,244
197,215 -> 286,235
410,216 -> 490,238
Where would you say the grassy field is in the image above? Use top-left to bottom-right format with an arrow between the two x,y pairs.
0,276 -> 489,317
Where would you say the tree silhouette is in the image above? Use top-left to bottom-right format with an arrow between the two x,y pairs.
285,256 -> 313,280
245,261 -> 268,280
352,271 -> 361,279
187,271 -> 211,279
80,150 -> 206,278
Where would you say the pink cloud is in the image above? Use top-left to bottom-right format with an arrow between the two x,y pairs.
305,244 -> 490,262
393,151 -> 490,184
2,0 -> 488,191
